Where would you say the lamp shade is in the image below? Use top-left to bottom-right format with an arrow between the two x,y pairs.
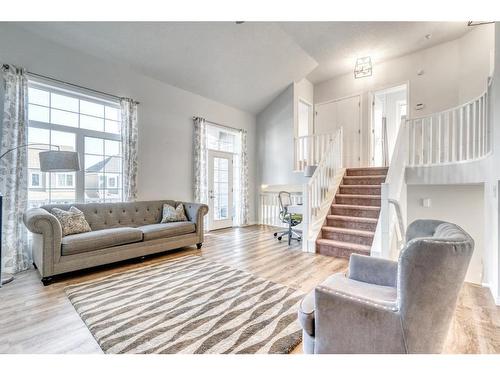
39,151 -> 80,172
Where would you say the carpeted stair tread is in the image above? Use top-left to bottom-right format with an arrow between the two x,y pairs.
317,239 -> 371,252
331,204 -> 380,211
326,215 -> 378,223
321,226 -> 375,237
346,167 -> 389,176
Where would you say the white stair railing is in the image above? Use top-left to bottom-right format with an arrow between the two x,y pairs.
303,128 -> 344,252
294,133 -> 337,171
408,91 -> 490,167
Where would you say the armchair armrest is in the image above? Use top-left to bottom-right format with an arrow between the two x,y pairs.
314,285 -> 405,353
348,253 -> 398,287
406,219 -> 445,243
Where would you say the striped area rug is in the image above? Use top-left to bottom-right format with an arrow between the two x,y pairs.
65,255 -> 304,354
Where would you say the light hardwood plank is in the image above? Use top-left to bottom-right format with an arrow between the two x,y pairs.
0,225 -> 498,354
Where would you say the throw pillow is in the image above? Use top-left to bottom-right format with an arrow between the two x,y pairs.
161,203 -> 188,223
51,206 -> 92,236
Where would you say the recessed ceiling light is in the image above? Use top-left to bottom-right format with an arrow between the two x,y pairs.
425,34 -> 432,40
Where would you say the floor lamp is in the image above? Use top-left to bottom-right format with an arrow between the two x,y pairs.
0,145 -> 80,286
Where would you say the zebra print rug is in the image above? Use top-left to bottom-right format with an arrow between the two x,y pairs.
65,255 -> 304,354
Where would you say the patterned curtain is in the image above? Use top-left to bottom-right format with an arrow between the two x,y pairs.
238,129 -> 249,226
0,65 -> 30,273
193,117 -> 208,205
120,98 -> 139,201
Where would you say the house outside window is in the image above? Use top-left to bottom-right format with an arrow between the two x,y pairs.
27,81 -> 123,207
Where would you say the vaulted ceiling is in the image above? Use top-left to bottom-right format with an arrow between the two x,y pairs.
15,22 -> 469,114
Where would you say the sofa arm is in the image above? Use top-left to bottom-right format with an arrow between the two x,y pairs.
314,285 -> 405,353
23,208 -> 62,238
183,202 -> 208,234
23,208 -> 63,277
348,254 -> 398,287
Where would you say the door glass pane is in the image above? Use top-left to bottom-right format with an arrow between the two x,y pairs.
213,157 -> 229,220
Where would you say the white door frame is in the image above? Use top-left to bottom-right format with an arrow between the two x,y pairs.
314,94 -> 362,167
207,149 -> 234,231
369,81 -> 410,166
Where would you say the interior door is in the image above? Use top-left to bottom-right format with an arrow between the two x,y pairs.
207,150 -> 233,231
315,95 -> 361,167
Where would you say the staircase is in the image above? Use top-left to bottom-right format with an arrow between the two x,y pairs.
316,167 -> 388,258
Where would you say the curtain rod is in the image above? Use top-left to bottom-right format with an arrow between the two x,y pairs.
193,116 -> 244,133
2,64 -> 139,104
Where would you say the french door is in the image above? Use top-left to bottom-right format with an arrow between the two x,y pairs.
207,150 -> 234,230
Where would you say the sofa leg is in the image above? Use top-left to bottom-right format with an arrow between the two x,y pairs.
196,243 -> 202,249
41,277 -> 53,286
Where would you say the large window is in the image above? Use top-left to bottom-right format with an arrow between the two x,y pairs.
27,81 -> 122,207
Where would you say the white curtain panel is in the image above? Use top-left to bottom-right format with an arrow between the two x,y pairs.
0,65 -> 30,273
193,117 -> 208,205
120,98 -> 139,201
238,129 -> 249,226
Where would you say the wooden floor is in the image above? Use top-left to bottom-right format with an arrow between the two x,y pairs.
0,225 -> 498,354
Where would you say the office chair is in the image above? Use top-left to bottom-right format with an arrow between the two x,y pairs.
273,191 -> 302,245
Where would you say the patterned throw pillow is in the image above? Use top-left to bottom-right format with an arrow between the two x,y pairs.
51,206 -> 92,236
161,203 -> 188,223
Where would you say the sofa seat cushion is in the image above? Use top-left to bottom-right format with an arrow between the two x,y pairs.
138,222 -> 196,241
298,273 -> 397,337
61,227 -> 143,256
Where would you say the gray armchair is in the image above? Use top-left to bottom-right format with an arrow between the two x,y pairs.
298,219 -> 474,353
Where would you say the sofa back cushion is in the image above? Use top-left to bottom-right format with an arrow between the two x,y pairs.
42,200 -> 181,231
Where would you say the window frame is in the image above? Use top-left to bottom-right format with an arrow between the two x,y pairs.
27,80 -> 123,205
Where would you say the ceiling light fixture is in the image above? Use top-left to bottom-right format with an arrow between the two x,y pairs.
354,56 -> 372,79
425,34 -> 432,40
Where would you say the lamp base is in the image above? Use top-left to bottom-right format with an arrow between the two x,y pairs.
1,274 -> 14,285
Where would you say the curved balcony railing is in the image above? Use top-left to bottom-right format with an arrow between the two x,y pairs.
408,91 -> 490,167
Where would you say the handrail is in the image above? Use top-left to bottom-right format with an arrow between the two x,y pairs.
388,199 -> 405,246
294,132 -> 336,171
302,128 -> 343,252
372,116 -> 408,259
408,90 -> 490,167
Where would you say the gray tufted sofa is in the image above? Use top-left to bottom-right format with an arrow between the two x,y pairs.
298,219 -> 474,354
23,200 -> 208,285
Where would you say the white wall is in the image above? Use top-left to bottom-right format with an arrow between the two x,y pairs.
482,22 -> 500,304
256,84 -> 305,189
407,184 -> 485,285
293,78 -> 314,137
0,24 -> 258,223
314,25 -> 494,166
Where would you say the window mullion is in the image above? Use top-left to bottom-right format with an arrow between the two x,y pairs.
76,131 -> 85,203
